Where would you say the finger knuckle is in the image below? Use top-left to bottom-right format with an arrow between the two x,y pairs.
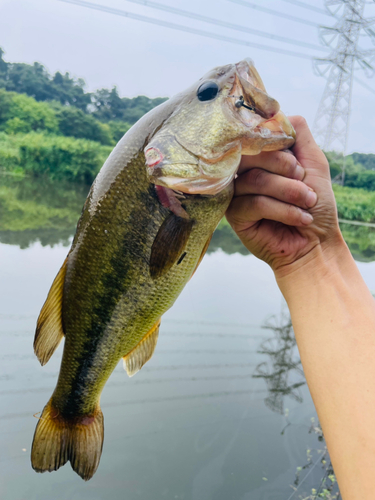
278,153 -> 296,177
285,182 -> 304,205
293,115 -> 307,128
286,204 -> 300,224
247,168 -> 267,190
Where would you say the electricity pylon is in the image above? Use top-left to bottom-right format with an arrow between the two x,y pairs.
313,0 -> 375,183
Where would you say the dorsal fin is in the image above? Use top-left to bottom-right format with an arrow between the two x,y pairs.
123,319 -> 161,377
34,258 -> 67,366
150,214 -> 194,279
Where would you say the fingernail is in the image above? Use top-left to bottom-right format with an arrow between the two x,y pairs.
305,189 -> 317,208
301,211 -> 313,225
294,164 -> 305,181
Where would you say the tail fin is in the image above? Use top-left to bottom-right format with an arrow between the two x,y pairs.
31,399 -> 104,481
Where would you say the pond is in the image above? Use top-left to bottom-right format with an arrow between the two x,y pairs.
1,176 -> 375,499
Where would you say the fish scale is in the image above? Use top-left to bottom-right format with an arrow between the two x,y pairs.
30,58 -> 295,480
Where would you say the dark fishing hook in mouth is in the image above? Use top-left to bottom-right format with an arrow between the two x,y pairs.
228,95 -> 256,113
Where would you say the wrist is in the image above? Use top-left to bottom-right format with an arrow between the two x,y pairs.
275,232 -> 354,303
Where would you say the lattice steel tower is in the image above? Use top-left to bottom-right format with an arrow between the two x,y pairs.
313,0 -> 375,179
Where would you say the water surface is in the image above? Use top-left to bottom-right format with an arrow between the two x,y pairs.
1,177 -> 374,499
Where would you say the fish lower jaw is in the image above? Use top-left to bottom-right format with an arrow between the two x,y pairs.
154,174 -> 235,196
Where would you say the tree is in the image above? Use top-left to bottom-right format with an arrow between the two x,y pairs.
0,90 -> 58,134
56,106 -> 113,145
92,87 -> 167,124
0,47 -> 8,88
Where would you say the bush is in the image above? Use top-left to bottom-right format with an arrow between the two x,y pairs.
333,184 -> 375,222
344,170 -> 375,191
0,90 -> 58,133
107,120 -> 131,143
0,132 -> 112,184
56,106 -> 113,145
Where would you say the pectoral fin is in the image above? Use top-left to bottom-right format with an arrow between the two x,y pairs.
123,319 -> 161,377
34,258 -> 67,366
150,214 -> 194,279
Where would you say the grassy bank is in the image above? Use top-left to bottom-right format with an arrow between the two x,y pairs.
333,184 -> 375,223
0,132 -> 112,183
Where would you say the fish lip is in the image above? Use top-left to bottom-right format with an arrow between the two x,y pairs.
231,59 -> 296,145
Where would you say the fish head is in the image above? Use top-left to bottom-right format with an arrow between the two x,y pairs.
145,58 -> 296,195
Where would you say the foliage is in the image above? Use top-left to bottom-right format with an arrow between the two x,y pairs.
344,169 -> 375,191
107,120 -> 131,143
0,89 -> 58,134
0,89 -> 125,145
350,152 -> 375,171
0,47 -> 167,122
0,49 -> 90,110
295,419 -> 340,500
55,105 -> 113,145
325,151 -> 363,180
91,86 -> 167,124
326,151 -> 375,190
0,132 -> 111,184
333,184 -> 375,222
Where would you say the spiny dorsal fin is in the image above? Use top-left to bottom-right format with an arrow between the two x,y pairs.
34,258 -> 67,366
150,214 -> 194,279
123,319 -> 161,377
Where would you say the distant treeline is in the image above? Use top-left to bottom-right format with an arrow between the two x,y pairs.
0,89 -> 128,146
326,151 -> 375,191
1,47 -> 375,192
0,47 -> 167,125
0,47 -> 167,183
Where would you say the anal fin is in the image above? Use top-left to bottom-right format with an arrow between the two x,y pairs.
34,258 -> 67,366
123,319 -> 161,377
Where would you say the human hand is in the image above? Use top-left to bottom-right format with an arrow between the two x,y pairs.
226,116 -> 344,279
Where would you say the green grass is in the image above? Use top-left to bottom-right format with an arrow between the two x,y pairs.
0,132 -> 112,184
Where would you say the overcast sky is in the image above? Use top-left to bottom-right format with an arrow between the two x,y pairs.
1,0 -> 375,153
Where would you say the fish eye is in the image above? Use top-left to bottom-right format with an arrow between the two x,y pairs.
197,81 -> 219,102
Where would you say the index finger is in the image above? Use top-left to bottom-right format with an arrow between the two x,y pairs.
238,150 -> 305,180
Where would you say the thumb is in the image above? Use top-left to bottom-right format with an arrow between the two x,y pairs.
288,116 -> 330,179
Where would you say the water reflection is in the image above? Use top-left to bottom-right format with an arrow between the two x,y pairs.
253,310 -> 306,415
0,175 -> 88,248
255,310 -> 341,499
339,223 -> 375,262
1,176 -> 375,263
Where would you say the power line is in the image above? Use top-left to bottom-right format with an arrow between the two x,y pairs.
278,0 -> 331,16
57,1 -> 375,102
57,0 -> 312,59
228,0 -> 321,28
122,0 -> 328,52
354,74 -> 375,94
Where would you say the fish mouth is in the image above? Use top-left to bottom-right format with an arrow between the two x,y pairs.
232,58 -> 296,152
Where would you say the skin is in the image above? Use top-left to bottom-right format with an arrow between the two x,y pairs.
227,116 -> 375,500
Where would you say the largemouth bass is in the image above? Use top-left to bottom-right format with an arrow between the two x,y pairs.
31,59 -> 295,480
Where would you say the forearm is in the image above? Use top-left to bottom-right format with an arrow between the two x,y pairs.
277,241 -> 375,499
